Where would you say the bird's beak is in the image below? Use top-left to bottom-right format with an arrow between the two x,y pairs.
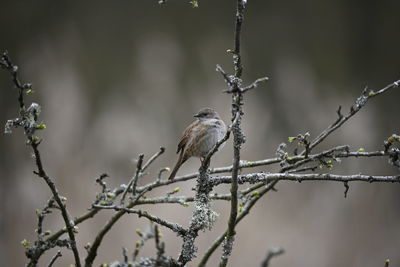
193,113 -> 200,118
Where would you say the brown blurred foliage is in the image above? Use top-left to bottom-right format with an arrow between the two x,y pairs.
1,0 -> 400,266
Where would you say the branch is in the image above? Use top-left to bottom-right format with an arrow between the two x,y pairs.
2,51 -> 81,267
1,51 -> 31,109
135,157 -> 281,193
219,1 -> 257,265
210,173 -> 400,185
142,147 -> 165,172
84,148 -> 166,267
134,147 -> 392,193
46,209 -> 99,243
203,127 -> 232,168
154,225 -> 165,265
199,181 -> 278,266
174,112 -> 241,264
260,247 -> 285,267
121,154 -> 144,204
47,250 -> 62,267
307,80 -> 400,153
31,147 -> 81,267
44,147 -> 393,254
93,205 -> 187,235
4,1 -> 399,264
197,146 -> 398,265
241,76 -> 269,93
232,0 -> 244,79
216,64 -> 233,87
134,193 -> 231,206
84,209 -> 126,267
177,141 -> 219,264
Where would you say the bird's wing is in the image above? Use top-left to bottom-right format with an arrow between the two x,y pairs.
176,120 -> 196,154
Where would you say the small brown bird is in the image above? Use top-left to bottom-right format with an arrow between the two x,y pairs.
168,108 -> 227,180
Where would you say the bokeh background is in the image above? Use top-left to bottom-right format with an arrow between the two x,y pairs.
1,0 -> 400,266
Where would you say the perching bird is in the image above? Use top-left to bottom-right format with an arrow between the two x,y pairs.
168,108 -> 227,180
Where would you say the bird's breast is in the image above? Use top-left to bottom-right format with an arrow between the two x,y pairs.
188,120 -> 226,157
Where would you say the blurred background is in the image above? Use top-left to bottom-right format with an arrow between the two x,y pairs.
1,0 -> 400,266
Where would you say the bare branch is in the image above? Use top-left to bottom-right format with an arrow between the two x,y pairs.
93,205 -> 187,235
306,80 -> 400,154
3,1 -> 400,265
1,51 -> 31,109
210,172 -> 400,185
47,250 -> 62,267
199,181 -> 278,266
202,127 -> 231,168
43,147 -> 395,252
343,181 -> 350,198
216,64 -> 233,87
142,147 -> 165,172
46,208 -> 99,243
175,112 -> 241,264
154,225 -> 165,265
260,247 -> 285,267
177,150 -> 218,264
157,167 -> 170,182
84,209 -> 126,267
121,154 -> 144,204
232,0 -> 245,79
134,157 -> 282,193
2,51 -> 81,267
95,173 -> 109,193
241,76 -> 269,93
219,1 -> 257,265
32,145 -> 81,266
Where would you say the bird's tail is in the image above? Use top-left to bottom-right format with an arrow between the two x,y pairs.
168,152 -> 186,180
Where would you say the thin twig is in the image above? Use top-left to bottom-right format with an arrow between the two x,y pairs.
45,148 -> 392,244
46,209 -> 99,243
343,181 -> 350,198
2,51 -> 81,267
199,181 -> 278,266
84,209 -> 127,267
142,147 -> 165,172
122,247 -> 128,263
121,154 -> 144,204
216,64 -> 233,87
306,80 -> 400,154
157,167 -> 169,182
1,51 -> 29,109
31,143 -> 81,267
241,77 -> 269,93
92,205 -> 187,235
47,250 -> 62,267
138,148 -> 391,192
219,1 -> 247,266
134,193 -> 230,205
95,173 -> 109,193
210,173 -> 400,185
203,129 -> 232,167
154,225 -> 165,265
260,247 -> 285,267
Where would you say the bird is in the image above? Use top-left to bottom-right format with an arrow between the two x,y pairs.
168,108 -> 227,180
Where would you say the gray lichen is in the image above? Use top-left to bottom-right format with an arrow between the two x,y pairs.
191,200 -> 218,231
